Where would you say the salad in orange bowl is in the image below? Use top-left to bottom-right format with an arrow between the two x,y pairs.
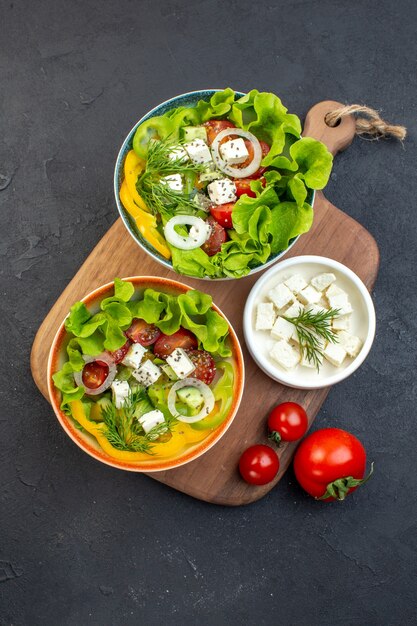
48,277 -> 244,472
115,88 -> 333,280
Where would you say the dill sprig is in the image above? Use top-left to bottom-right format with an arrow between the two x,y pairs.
283,308 -> 340,371
136,136 -> 205,217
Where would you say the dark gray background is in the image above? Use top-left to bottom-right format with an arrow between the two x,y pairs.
1,0 -> 416,624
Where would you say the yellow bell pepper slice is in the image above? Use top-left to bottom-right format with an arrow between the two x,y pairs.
119,180 -> 171,260
177,423 -> 209,444
123,150 -> 149,212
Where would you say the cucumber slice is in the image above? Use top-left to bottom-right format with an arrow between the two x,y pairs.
176,386 -> 204,410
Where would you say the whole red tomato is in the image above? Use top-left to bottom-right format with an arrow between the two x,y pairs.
293,428 -> 373,501
239,445 -> 279,485
268,402 -> 308,444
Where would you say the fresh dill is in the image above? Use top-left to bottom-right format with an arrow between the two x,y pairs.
136,137 -> 205,217
283,308 -> 340,371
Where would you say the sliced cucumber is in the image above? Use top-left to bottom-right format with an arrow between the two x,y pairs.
176,386 -> 204,411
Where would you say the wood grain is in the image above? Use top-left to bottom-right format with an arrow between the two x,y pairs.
30,101 -> 379,505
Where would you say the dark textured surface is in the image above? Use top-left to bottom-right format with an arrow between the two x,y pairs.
1,0 -> 416,624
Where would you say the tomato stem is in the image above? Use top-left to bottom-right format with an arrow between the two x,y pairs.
318,463 -> 374,501
268,430 -> 282,446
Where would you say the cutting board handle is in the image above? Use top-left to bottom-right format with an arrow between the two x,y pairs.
303,100 -> 356,156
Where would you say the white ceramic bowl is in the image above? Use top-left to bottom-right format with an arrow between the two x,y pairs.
243,255 -> 376,389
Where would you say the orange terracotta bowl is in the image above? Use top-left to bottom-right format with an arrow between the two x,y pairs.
47,276 -> 245,472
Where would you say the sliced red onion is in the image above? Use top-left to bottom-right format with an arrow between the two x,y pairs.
168,378 -> 215,423
211,128 -> 262,179
73,352 -> 117,396
164,215 -> 210,250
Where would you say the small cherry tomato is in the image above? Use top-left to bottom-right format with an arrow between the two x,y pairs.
209,202 -> 234,228
187,349 -> 216,385
204,120 -> 236,145
239,445 -> 280,485
201,216 -> 227,256
267,402 -> 308,445
153,327 -> 198,358
294,428 -> 373,501
82,361 -> 109,390
234,177 -> 266,198
244,140 -> 270,179
107,339 -> 131,364
126,319 -> 161,346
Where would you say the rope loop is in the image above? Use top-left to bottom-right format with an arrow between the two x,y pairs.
325,105 -> 406,141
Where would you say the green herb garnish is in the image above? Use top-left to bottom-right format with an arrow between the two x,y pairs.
283,308 -> 340,371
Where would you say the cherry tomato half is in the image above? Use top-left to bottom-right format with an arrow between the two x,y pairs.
244,140 -> 271,179
126,319 -> 161,346
268,402 -> 308,445
209,202 -> 234,229
201,216 -> 227,256
234,177 -> 266,199
153,327 -> 198,358
293,428 -> 371,501
187,349 -> 216,385
107,339 -> 131,364
204,120 -> 236,146
82,361 -> 109,390
239,445 -> 280,485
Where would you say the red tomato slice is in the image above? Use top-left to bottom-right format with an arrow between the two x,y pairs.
82,361 -> 109,390
209,203 -> 234,229
126,319 -> 161,346
234,177 -> 266,199
107,339 -> 131,364
153,327 -> 198,358
201,216 -> 227,256
204,120 -> 236,146
187,350 -> 216,385
239,445 -> 280,485
243,140 -> 270,179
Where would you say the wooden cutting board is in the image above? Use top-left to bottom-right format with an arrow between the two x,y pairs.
31,101 -> 379,506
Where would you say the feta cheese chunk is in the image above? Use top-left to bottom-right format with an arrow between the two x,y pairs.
300,351 -> 316,368
184,139 -> 213,164
298,285 -> 322,305
166,348 -> 196,379
219,138 -> 249,165
332,314 -> 351,331
138,409 -> 166,436
207,178 -> 237,205
268,283 -> 294,309
336,331 -> 363,358
271,316 -> 295,341
168,146 -> 188,162
305,303 -> 329,316
326,283 -> 344,298
323,343 -> 347,367
284,274 -> 308,294
256,302 -> 275,331
270,340 -> 300,370
161,173 -> 183,192
132,360 -> 161,387
327,292 -> 353,315
311,272 -> 336,292
111,380 -> 130,409
283,301 -> 304,318
122,344 -> 147,369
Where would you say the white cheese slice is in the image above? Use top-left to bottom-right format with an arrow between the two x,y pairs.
166,348 -> 196,379
332,314 -> 351,331
311,272 -> 336,291
323,343 -> 347,367
300,352 -> 316,368
219,137 -> 249,165
271,316 -> 295,341
132,360 -> 161,387
168,146 -> 188,162
161,174 -> 183,192
305,303 -> 329,316
327,292 -> 353,315
111,380 -> 130,409
336,331 -> 363,358
284,274 -> 308,294
282,301 -> 304,318
138,409 -> 166,435
270,340 -> 300,370
268,283 -> 294,309
122,344 -> 147,369
207,178 -> 237,205
184,139 -> 213,164
298,285 -> 322,305
256,302 -> 275,330
326,283 -> 344,298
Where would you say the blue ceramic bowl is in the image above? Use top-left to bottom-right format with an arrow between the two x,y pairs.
114,89 -> 314,281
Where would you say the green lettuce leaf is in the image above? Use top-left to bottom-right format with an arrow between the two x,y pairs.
195,88 -> 236,121
269,201 -> 314,254
52,362 -> 85,411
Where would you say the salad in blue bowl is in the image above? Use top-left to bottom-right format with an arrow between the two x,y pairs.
114,88 -> 333,280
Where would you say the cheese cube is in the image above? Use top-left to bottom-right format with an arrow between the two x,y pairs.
268,283 -> 294,309
271,316 -> 295,341
327,292 -> 353,315
323,343 -> 347,367
270,340 -> 300,370
111,380 -> 130,409
166,348 -> 196,379
291,330 -> 326,351
207,178 -> 237,205
132,360 -> 161,387
284,274 -> 308,294
300,352 -> 316,368
138,409 -> 166,437
161,174 -> 183,193
122,344 -> 147,369
256,302 -> 275,331
326,283 -> 344,298
168,146 -> 188,162
311,273 -> 336,292
219,138 -> 249,165
332,314 -> 351,331
283,302 -> 304,318
184,139 -> 213,164
305,303 -> 329,316
336,331 -> 363,358
298,285 -> 322,305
